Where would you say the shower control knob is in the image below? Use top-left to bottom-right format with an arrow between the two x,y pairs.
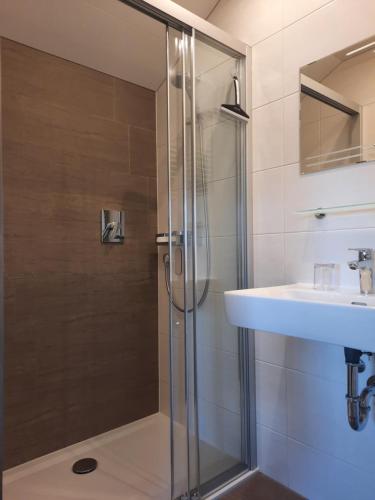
366,375 -> 375,387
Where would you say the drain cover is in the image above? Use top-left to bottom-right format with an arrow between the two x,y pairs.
72,458 -> 98,474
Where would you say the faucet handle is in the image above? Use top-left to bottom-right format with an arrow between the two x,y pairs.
348,248 -> 373,261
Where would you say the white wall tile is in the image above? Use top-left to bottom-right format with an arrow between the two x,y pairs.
257,425 -> 289,486
209,236 -> 237,292
283,3 -> 341,95
287,369 -> 375,476
209,0 -> 283,47
256,361 -> 287,434
253,234 -> 285,287
285,337 -> 345,383
253,32 -> 284,108
288,438 -> 374,500
253,167 -> 284,234
255,331 -> 288,366
197,345 -> 241,414
197,291 -> 238,354
253,100 -> 284,171
195,39 -> 232,79
285,228 -> 375,287
197,57 -> 238,130
198,398 -> 241,459
201,119 -> 236,183
207,177 -> 237,237
283,92 -> 299,165
283,0 -> 375,96
282,0 -> 334,27
285,162 -> 375,233
209,0 -> 375,495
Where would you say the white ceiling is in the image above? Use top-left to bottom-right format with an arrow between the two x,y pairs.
0,0 -> 220,91
0,1 -> 157,90
174,0 -> 219,19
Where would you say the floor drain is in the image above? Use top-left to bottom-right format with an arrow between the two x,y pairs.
72,458 -> 98,474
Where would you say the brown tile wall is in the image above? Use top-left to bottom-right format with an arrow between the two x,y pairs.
1,38 -> 158,468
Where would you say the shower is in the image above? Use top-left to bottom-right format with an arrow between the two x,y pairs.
0,5 -> 253,497
157,72 -> 248,313
156,70 -> 211,313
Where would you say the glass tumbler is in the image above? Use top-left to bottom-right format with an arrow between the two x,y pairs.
314,263 -> 337,291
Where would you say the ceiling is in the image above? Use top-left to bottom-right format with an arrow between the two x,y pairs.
174,0 -> 219,19
0,0 -> 219,91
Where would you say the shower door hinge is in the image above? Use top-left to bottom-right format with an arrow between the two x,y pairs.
177,489 -> 200,500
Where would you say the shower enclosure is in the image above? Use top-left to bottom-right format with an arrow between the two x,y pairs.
0,1 -> 254,499
164,25 -> 253,499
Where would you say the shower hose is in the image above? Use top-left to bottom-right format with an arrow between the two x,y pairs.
162,121 -> 210,313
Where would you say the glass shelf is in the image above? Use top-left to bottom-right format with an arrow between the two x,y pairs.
296,201 -> 375,218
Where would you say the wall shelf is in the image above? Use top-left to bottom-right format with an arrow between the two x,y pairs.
295,201 -> 375,218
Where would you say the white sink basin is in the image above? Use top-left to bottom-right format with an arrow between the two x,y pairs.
224,284 -> 375,351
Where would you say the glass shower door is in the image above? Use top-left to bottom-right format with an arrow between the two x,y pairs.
194,35 -> 251,493
167,26 -> 252,500
167,26 -> 200,500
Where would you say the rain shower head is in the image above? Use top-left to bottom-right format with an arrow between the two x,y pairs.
221,76 -> 249,123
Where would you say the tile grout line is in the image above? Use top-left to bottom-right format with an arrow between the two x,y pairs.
250,1 -> 336,50
256,359 -> 346,387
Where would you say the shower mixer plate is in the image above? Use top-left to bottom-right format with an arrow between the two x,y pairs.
101,209 -> 125,244
155,231 -> 184,246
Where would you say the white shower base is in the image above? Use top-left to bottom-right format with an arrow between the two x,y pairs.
3,413 -> 237,500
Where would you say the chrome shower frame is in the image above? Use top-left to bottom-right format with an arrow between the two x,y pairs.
0,39 -> 4,500
165,26 -> 254,498
123,2 -> 255,497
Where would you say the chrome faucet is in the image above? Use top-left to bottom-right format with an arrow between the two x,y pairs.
348,248 -> 374,295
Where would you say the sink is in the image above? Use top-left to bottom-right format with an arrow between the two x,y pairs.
224,284 -> 375,351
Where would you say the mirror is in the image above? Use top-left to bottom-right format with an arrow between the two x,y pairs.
300,36 -> 375,173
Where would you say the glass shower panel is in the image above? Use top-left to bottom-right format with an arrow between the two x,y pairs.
167,27 -> 199,500
194,36 -> 248,489
167,29 -> 250,499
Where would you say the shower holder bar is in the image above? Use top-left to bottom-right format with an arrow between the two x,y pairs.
155,231 -> 184,246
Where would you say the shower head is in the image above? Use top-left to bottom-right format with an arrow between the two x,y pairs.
170,69 -> 192,98
221,76 -> 249,123
171,70 -> 183,89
